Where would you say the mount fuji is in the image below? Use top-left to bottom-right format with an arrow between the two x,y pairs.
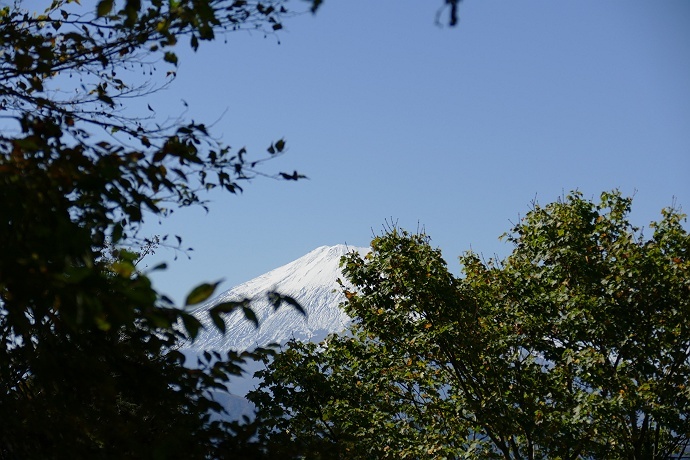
185,244 -> 368,353
181,244 -> 368,402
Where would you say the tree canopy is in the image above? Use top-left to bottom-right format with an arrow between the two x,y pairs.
0,0 -> 304,457
250,191 -> 690,459
0,0 -> 472,456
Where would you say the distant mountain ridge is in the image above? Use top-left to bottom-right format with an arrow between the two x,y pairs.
184,244 -> 369,354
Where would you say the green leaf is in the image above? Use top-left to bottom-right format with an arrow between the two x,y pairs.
96,0 -> 114,17
211,300 -> 246,314
124,0 -> 142,25
184,280 -> 222,307
164,51 -> 178,65
112,260 -> 135,278
95,315 -> 111,331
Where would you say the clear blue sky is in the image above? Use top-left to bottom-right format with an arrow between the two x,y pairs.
142,0 -> 690,305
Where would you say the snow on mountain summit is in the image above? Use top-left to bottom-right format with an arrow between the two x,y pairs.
184,244 -> 369,353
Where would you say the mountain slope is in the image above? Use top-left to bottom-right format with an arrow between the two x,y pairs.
185,244 -> 368,354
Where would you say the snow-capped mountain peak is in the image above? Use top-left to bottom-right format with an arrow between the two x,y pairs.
185,244 -> 368,353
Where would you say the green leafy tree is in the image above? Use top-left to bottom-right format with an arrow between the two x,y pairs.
250,191 -> 690,459
251,330 -> 466,459
0,0 -> 303,457
0,0 -> 480,456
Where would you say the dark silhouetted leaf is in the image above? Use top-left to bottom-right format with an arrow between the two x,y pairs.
210,310 -> 226,334
164,51 -> 178,65
242,306 -> 259,327
181,313 -> 203,340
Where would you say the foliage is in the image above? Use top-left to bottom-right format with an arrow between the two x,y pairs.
0,0 -> 463,455
0,0 -> 305,457
251,330 -> 465,459
249,191 -> 690,459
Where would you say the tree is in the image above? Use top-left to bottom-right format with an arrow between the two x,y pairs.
0,0 -> 464,455
0,0 -> 301,457
250,191 -> 690,459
